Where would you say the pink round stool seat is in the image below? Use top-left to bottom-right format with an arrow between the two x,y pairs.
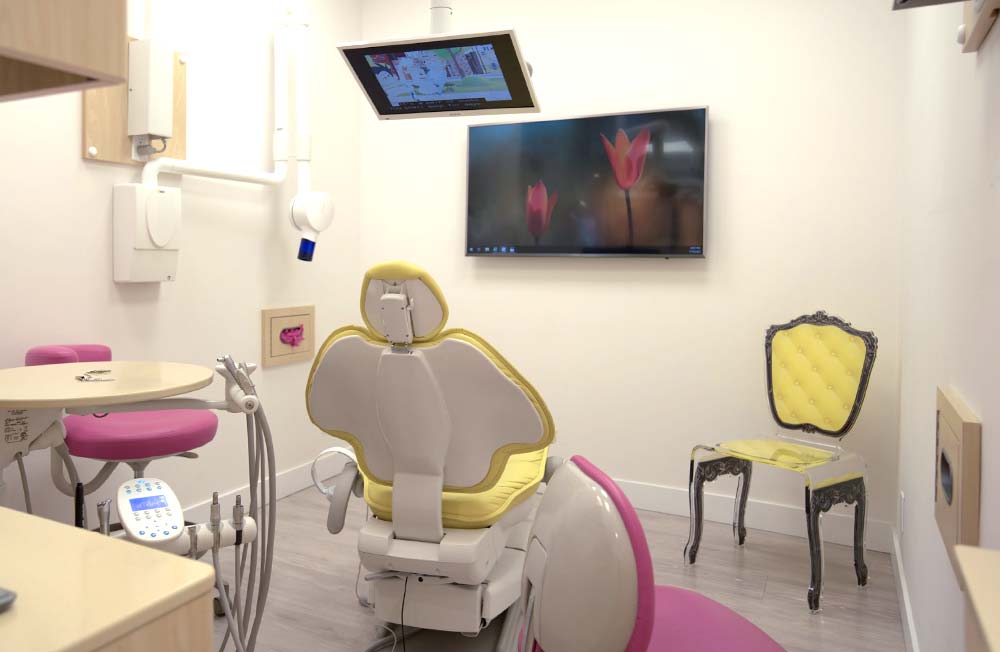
649,586 -> 782,652
64,410 -> 218,461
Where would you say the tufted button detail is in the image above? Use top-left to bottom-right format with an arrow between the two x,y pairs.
798,347 -> 804,354
827,384 -> 834,390
843,404 -> 850,410
794,380 -> 800,386
812,366 -> 818,372
809,399 -> 815,405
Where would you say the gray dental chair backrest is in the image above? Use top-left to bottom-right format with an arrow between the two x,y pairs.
306,262 -> 555,543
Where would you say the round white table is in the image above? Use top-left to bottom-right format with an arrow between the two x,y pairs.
0,361 -> 214,410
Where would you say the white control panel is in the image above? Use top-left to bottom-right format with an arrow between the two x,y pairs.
116,477 -> 184,544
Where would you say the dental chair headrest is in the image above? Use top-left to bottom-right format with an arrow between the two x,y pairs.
361,261 -> 449,344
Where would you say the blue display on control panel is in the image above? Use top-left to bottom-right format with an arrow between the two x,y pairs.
129,494 -> 168,511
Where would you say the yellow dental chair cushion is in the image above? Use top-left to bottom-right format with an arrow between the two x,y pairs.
770,324 -> 868,433
363,448 -> 547,529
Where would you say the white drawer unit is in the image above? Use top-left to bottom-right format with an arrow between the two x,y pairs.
116,477 -> 185,544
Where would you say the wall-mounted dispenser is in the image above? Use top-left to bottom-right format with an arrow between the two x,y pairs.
111,3 -> 333,283
935,386 -> 982,584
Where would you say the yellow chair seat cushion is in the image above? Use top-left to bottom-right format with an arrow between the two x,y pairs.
363,448 -> 547,529
714,439 -> 836,471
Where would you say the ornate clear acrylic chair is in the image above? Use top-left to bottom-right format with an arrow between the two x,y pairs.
683,311 -> 878,613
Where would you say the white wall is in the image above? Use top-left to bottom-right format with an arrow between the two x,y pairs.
0,0 -> 914,557
358,0 -> 905,545
897,5 -> 1000,650
0,0 -> 362,523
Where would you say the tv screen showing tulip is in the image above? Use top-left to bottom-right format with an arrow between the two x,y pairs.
466,107 -> 707,257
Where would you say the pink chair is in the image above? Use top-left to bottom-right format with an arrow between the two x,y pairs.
519,456 -> 783,652
25,345 -> 218,490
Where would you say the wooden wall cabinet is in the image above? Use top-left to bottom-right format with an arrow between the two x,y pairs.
0,0 -> 127,102
962,0 -> 1000,53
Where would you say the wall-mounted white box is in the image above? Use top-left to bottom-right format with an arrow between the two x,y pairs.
127,39 -> 174,139
113,184 -> 181,283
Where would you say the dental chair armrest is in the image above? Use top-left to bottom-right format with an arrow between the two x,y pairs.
543,456 -> 564,484
325,463 -> 359,534
311,446 -> 362,534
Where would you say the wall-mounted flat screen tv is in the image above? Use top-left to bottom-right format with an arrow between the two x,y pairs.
466,107 -> 707,257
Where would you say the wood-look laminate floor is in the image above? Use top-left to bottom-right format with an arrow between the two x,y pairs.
215,487 -> 904,652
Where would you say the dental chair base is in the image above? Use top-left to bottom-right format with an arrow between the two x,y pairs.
370,547 -> 522,635
366,523 -> 532,634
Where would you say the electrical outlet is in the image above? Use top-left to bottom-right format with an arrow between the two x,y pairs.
261,305 -> 315,368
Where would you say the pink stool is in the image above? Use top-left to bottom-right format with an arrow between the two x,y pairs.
520,456 -> 784,652
26,345 -> 218,486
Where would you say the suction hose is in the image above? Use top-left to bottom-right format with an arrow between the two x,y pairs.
214,368 -> 277,652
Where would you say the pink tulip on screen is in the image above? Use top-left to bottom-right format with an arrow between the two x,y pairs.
526,180 -> 558,244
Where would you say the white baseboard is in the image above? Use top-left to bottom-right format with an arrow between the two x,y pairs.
616,478 -> 893,553
180,463 -> 893,554
891,529 -> 920,652
181,459 -> 316,523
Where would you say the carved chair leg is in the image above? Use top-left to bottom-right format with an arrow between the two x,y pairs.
805,476 -> 866,612
684,459 -> 706,564
805,487 -> 823,613
733,462 -> 752,545
685,456 -> 751,563
854,479 -> 868,587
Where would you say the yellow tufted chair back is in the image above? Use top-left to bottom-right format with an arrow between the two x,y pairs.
766,311 -> 877,437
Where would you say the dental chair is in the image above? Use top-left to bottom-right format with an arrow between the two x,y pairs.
307,262 -> 555,646
24,344 -> 218,500
517,456 -> 783,652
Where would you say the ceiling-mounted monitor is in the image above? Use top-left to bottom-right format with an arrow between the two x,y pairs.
339,29 -> 539,120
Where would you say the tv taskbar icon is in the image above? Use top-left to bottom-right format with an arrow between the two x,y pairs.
471,246 -> 516,254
